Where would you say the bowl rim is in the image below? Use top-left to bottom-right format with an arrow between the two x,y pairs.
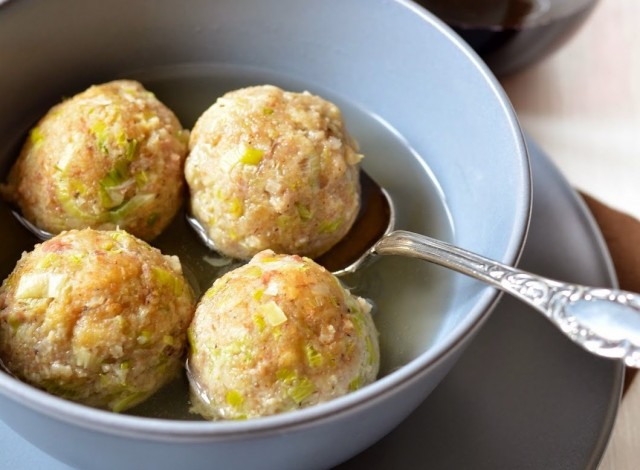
0,0 -> 531,442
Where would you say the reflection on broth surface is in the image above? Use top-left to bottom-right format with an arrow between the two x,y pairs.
0,64 -> 454,419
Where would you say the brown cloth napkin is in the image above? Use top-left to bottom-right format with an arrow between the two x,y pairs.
581,193 -> 640,395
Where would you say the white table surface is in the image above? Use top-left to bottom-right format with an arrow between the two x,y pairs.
500,0 -> 640,468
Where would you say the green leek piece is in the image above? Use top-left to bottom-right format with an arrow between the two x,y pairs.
29,127 -> 45,146
260,301 -> 287,326
151,266 -> 183,296
225,389 -> 244,408
135,170 -> 149,187
276,368 -> 296,384
99,158 -> 134,209
74,348 -> 95,368
36,253 -> 60,270
109,231 -> 129,243
272,326 -> 283,340
239,147 -> 264,165
90,120 -> 107,135
7,313 -> 22,331
243,266 -> 263,278
206,279 -> 226,298
125,138 -> 138,161
252,289 -> 264,301
252,314 -> 266,332
348,377 -> 361,392
137,330 -> 152,345
295,203 -> 312,221
15,273 -> 66,299
108,193 -> 155,222
90,120 -> 109,154
350,312 -> 364,337
277,215 -> 293,230
116,315 -> 128,335
102,159 -> 130,187
69,253 -> 84,265
289,376 -> 315,404
304,344 -> 323,367
187,327 -> 197,354
54,151 -> 74,173
54,176 -> 96,221
319,218 -> 343,234
229,197 -> 244,218
99,186 -> 124,209
276,369 -> 316,404
365,336 -> 377,366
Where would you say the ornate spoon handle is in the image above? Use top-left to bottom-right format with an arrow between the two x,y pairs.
375,230 -> 640,367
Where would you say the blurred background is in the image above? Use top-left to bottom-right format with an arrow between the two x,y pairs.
423,1 -> 639,468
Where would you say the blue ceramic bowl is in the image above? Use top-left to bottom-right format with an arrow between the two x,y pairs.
0,0 -> 530,468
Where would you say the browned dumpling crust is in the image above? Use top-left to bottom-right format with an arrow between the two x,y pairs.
187,250 -> 379,420
0,229 -> 195,412
185,85 -> 362,260
1,80 -> 189,241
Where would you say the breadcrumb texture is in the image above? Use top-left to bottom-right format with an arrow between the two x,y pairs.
187,250 -> 379,420
1,80 -> 189,241
0,229 -> 195,412
185,85 -> 362,260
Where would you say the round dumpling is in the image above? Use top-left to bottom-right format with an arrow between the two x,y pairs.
185,85 -> 362,260
0,229 -> 195,412
1,79 -> 189,241
187,250 -> 379,420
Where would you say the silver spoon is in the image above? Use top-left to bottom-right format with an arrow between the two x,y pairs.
0,357 -> 16,378
10,209 -> 54,240
189,171 -> 640,368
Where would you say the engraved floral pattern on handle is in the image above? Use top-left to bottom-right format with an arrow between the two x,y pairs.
487,265 -> 640,367
374,229 -> 640,367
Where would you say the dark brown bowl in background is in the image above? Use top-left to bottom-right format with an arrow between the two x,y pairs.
416,0 -> 599,76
